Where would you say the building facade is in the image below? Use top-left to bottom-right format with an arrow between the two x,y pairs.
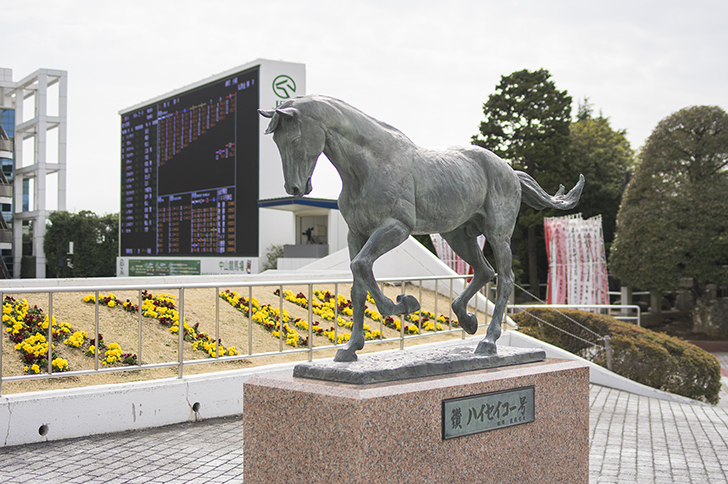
0,68 -> 67,278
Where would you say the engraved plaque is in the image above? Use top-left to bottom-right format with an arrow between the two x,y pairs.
442,386 -> 535,440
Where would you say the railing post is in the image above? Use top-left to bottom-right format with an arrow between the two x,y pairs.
138,289 -> 143,367
418,280 -> 423,333
334,283 -> 339,345
308,284 -> 313,362
485,282 -> 490,329
604,335 -> 612,371
0,291 -> 3,396
449,279 -> 453,331
400,281 -> 405,350
48,292 -> 53,375
278,285 -> 284,352
460,276 -> 465,340
178,288 -> 184,378
94,290 -> 99,371
434,282 -> 439,332
248,286 -> 253,355
377,282 -> 383,338
215,286 -> 220,359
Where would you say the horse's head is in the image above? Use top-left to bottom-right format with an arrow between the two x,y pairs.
259,105 -> 325,197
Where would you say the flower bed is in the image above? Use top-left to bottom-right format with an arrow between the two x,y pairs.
219,290 -> 307,347
277,289 -> 382,342
317,289 -> 455,336
84,292 -> 237,358
3,296 -> 136,374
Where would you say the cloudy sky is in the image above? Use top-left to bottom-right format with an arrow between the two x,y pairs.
4,0 -> 727,215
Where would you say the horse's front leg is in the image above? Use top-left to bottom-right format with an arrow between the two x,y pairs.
350,219 -> 420,318
334,220 -> 419,362
334,279 -> 367,362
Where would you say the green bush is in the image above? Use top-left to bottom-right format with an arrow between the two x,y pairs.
511,308 -> 722,405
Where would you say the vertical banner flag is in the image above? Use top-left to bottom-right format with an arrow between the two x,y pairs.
544,214 -> 608,306
430,234 -> 486,277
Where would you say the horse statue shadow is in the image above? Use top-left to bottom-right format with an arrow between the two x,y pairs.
260,95 -> 584,362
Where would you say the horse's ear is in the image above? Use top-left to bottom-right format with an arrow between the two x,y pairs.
260,107 -> 297,134
260,109 -> 280,134
276,107 -> 297,118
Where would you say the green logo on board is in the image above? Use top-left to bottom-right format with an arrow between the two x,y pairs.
272,75 -> 296,99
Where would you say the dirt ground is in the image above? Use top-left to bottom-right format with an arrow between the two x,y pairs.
1,282 -> 485,395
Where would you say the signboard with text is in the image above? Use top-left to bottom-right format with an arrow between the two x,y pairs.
442,386 -> 535,440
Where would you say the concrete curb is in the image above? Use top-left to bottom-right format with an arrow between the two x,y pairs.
0,359 -> 300,447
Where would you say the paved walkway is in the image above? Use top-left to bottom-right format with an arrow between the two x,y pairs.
2,358 -> 728,483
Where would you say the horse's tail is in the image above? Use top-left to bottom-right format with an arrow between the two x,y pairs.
517,171 -> 585,211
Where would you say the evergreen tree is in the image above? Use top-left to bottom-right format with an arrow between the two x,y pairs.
44,210 -> 118,278
472,68 -> 574,298
610,105 -> 728,301
569,98 -> 634,253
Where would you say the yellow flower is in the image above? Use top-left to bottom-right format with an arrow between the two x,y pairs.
64,330 -> 87,348
52,358 -> 69,372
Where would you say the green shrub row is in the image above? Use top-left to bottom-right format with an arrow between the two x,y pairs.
511,308 -> 722,405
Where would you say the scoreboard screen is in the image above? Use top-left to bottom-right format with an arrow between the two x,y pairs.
120,66 -> 259,257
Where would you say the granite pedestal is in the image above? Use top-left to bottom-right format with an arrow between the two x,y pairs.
243,353 -> 589,483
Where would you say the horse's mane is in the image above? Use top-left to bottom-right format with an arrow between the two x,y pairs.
287,95 -> 414,143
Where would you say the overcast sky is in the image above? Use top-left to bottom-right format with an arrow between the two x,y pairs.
4,0 -> 727,215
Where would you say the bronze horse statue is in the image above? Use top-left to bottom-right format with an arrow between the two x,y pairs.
260,95 -> 583,362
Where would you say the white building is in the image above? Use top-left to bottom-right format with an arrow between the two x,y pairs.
0,68 -> 67,278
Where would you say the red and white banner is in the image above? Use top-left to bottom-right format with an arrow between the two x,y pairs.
430,234 -> 486,276
544,214 -> 608,306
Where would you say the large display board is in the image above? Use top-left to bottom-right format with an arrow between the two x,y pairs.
120,66 -> 259,257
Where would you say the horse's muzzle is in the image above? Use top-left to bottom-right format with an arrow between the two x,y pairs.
286,179 -> 312,197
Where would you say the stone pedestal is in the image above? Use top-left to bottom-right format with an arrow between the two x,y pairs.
243,358 -> 589,484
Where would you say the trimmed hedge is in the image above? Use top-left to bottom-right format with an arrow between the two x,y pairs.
511,308 -> 722,405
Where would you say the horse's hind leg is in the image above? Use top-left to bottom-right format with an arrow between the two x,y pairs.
474,232 -> 514,355
441,226 -> 495,335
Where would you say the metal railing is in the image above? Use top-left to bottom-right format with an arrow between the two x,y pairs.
507,304 -> 641,327
509,305 -> 616,371
0,274 -> 492,396
1,273 -> 649,395
506,303 -> 642,372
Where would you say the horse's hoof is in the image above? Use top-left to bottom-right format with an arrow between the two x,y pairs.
334,348 -> 358,362
459,313 -> 478,335
395,294 -> 420,314
474,340 -> 497,356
